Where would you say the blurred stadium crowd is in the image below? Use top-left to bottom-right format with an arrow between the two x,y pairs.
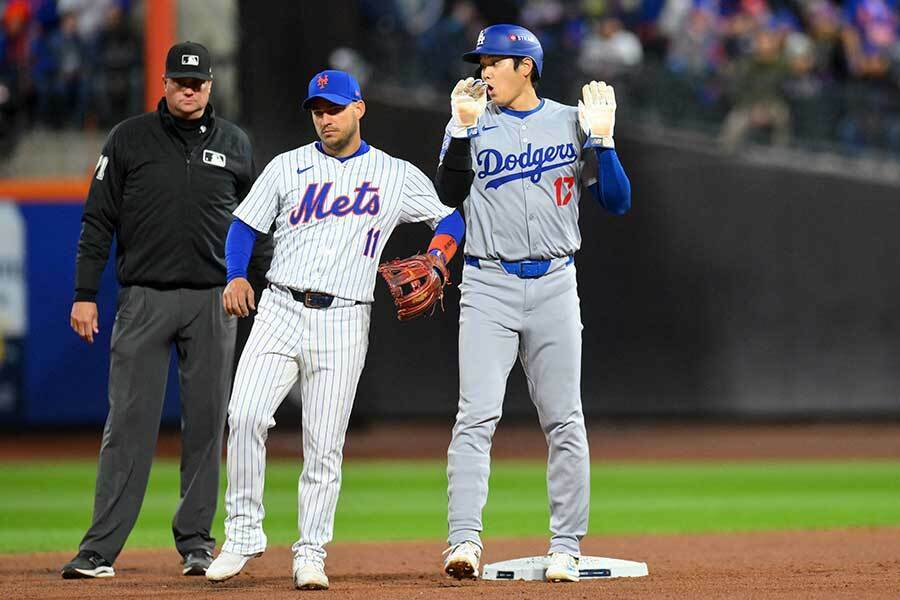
360,0 -> 900,155
0,0 -> 141,157
3,0 -> 900,161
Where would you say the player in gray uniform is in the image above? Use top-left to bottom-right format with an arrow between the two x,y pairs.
435,24 -> 632,583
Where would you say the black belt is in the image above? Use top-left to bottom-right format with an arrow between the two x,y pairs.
281,286 -> 362,309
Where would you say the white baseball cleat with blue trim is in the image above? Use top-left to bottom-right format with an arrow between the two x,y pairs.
545,552 -> 580,582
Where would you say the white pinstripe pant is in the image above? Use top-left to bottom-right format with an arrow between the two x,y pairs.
222,285 -> 370,566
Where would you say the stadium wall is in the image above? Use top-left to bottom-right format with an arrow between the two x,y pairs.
4,126 -> 900,426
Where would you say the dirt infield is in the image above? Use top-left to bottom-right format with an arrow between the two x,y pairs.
2,528 -> 899,599
2,423 -> 900,598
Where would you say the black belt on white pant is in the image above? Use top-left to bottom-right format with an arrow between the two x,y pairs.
270,284 -> 364,309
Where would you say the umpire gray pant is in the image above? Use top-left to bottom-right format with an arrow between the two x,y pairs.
79,286 -> 236,562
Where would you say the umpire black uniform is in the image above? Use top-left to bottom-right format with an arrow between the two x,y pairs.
62,42 -> 269,579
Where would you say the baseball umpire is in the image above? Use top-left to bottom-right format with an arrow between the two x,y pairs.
62,41 -> 270,579
435,25 -> 632,582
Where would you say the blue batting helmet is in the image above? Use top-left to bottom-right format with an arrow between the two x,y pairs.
462,24 -> 544,76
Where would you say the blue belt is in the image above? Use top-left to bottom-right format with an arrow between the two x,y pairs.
464,255 -> 573,279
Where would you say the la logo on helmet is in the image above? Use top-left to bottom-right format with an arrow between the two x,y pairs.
476,29 -> 485,47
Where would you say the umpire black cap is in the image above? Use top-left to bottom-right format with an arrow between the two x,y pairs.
165,41 -> 213,80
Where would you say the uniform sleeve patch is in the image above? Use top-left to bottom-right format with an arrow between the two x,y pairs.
94,155 -> 109,180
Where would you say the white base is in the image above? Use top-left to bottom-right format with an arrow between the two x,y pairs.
481,555 -> 649,581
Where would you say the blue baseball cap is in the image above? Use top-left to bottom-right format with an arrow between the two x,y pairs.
302,70 -> 363,110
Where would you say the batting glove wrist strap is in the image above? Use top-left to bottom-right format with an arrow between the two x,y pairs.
449,125 -> 480,139
584,135 -> 614,149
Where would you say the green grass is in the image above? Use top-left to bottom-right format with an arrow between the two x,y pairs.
1,460 -> 899,553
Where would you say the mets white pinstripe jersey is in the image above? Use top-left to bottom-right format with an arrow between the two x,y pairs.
234,142 -> 451,302
221,141 -> 452,568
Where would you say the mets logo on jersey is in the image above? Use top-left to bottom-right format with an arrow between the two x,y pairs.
317,74 -> 329,89
476,143 -> 578,190
288,181 -> 380,226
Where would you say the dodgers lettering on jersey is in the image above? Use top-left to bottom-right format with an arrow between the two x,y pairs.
476,142 -> 579,189
235,142 -> 452,302
439,98 -> 597,262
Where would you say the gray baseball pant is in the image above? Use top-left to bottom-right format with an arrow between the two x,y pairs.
447,259 -> 590,556
79,285 -> 235,562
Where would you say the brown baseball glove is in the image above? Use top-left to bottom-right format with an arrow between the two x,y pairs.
378,253 -> 450,321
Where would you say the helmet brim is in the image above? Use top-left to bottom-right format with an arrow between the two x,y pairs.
462,51 -> 485,64
461,50 -> 541,76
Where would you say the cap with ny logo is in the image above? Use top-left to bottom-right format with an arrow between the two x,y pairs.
302,70 -> 363,109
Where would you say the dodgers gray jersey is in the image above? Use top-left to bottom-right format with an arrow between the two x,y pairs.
235,142 -> 453,302
439,98 -> 597,261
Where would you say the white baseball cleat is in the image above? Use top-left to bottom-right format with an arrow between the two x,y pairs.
205,550 -> 262,582
442,540 -> 482,579
545,552 -> 580,582
293,562 -> 329,590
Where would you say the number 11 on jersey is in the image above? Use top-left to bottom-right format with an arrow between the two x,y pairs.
363,228 -> 381,258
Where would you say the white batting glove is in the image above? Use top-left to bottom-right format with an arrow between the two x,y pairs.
449,77 -> 487,138
578,80 -> 616,148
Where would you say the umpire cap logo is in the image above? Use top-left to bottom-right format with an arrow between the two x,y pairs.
181,54 -> 200,66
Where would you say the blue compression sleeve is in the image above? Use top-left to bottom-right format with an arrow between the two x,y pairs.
434,209 -> 465,244
588,148 -> 631,215
225,218 -> 258,282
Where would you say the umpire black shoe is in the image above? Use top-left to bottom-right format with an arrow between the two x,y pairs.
182,549 -> 213,576
61,550 -> 115,579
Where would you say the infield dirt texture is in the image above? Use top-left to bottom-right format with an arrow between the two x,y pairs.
2,423 -> 900,599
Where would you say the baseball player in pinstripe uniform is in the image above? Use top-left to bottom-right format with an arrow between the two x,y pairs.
205,70 -> 464,590
435,25 -> 632,582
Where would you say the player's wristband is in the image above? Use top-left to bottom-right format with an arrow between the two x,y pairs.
427,249 -> 447,283
449,125 -> 480,139
584,135 -> 614,149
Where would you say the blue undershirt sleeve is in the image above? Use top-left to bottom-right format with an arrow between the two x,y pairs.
433,209 -> 465,244
225,218 -> 258,282
588,148 -> 631,215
